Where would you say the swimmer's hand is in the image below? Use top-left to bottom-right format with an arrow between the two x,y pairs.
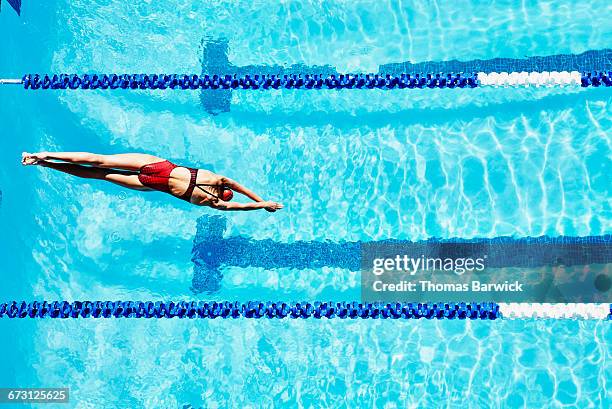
211,200 -> 283,212
264,201 -> 284,212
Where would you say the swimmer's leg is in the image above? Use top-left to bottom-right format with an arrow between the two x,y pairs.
23,152 -> 164,171
38,160 -> 152,191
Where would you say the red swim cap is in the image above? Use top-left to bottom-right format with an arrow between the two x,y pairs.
222,188 -> 234,201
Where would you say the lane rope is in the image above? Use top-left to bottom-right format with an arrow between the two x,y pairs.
1,301 -> 501,320
2,301 -> 611,319
0,71 -> 610,90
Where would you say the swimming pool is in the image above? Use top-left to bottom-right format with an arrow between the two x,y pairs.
0,0 -> 610,407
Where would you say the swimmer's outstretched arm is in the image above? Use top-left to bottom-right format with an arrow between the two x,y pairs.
212,201 -> 283,212
220,176 -> 264,202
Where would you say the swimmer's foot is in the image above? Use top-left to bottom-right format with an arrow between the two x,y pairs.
21,152 -> 47,166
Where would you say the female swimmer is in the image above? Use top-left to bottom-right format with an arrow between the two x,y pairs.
21,151 -> 283,212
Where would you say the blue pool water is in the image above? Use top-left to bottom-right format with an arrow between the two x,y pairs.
1,1 -> 611,407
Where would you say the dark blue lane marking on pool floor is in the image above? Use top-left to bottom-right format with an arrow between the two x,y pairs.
200,38 -> 338,114
0,0 -> 21,15
199,42 -> 611,114
381,49 -> 612,76
191,215 -> 611,294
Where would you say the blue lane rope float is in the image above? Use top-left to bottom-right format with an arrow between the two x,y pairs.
0,71 -> 610,90
16,73 -> 480,89
0,301 -> 501,320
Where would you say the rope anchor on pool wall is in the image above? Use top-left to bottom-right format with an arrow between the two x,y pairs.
0,71 -> 610,89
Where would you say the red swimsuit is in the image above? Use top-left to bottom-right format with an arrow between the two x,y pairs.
138,160 -> 199,202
